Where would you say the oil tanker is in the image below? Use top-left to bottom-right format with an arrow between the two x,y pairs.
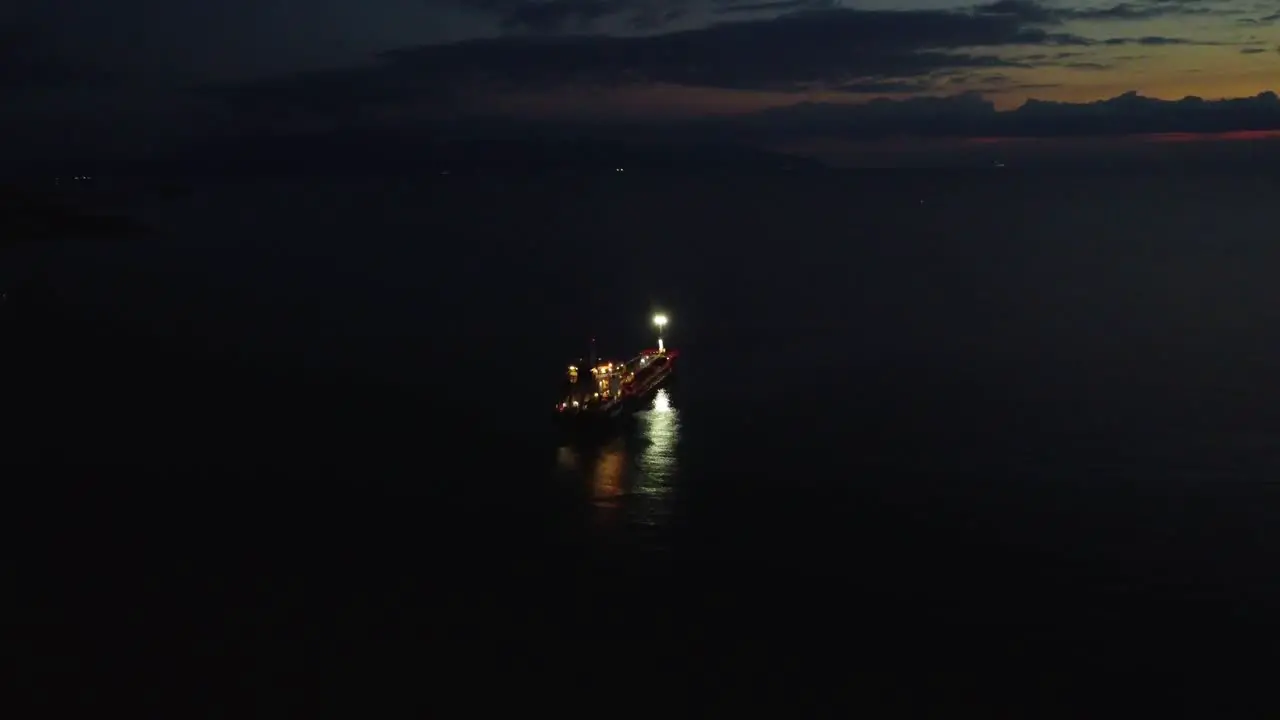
554,315 -> 677,433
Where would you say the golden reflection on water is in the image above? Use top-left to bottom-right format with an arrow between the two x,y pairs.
592,445 -> 626,505
553,388 -> 683,532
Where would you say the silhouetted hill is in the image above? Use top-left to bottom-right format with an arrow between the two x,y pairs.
143,131 -> 827,176
0,185 -> 149,246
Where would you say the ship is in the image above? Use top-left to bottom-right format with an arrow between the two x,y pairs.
554,315 -> 677,434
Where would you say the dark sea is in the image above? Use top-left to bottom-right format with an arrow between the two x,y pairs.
8,171 -> 1280,703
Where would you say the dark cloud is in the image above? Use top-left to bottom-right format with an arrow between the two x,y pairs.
713,0 -> 839,14
0,22 -> 110,93
202,0 -> 1260,129
1015,48 -> 1144,68
465,0 -> 628,32
459,0 -> 843,32
211,4 -> 1101,115
973,0 -> 1239,22
462,0 -> 1250,34
203,65 -> 456,121
11,0 -> 1277,174
460,0 -> 789,32
181,0 -> 1278,156
1104,35 -> 1225,45
836,79 -> 935,93
1236,12 -> 1280,25
937,72 -> 1063,90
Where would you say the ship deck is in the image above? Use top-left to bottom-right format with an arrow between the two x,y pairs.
556,348 -> 676,420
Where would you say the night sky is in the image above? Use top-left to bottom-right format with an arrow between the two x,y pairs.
5,0 -> 1280,169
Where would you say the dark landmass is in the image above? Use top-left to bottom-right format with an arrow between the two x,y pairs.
0,185 -> 149,246
137,131 -> 829,176
733,91 -> 1280,142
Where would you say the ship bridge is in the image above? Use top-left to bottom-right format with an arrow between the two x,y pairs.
589,361 -> 624,400
561,360 -> 624,408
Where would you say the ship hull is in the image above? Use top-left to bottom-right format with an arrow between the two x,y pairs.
552,401 -> 630,442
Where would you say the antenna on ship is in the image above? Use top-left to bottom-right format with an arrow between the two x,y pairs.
653,314 -> 668,354
589,337 -> 597,369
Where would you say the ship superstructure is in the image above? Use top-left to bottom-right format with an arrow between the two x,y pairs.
554,315 -> 677,430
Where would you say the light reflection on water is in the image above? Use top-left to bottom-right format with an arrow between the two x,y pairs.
636,388 -> 679,497
553,388 -> 682,536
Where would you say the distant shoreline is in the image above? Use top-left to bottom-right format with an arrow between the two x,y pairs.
0,185 -> 150,248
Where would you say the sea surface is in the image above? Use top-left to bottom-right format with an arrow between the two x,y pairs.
9,172 -> 1280,687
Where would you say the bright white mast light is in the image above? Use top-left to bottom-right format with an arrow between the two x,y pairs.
653,314 -> 668,352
